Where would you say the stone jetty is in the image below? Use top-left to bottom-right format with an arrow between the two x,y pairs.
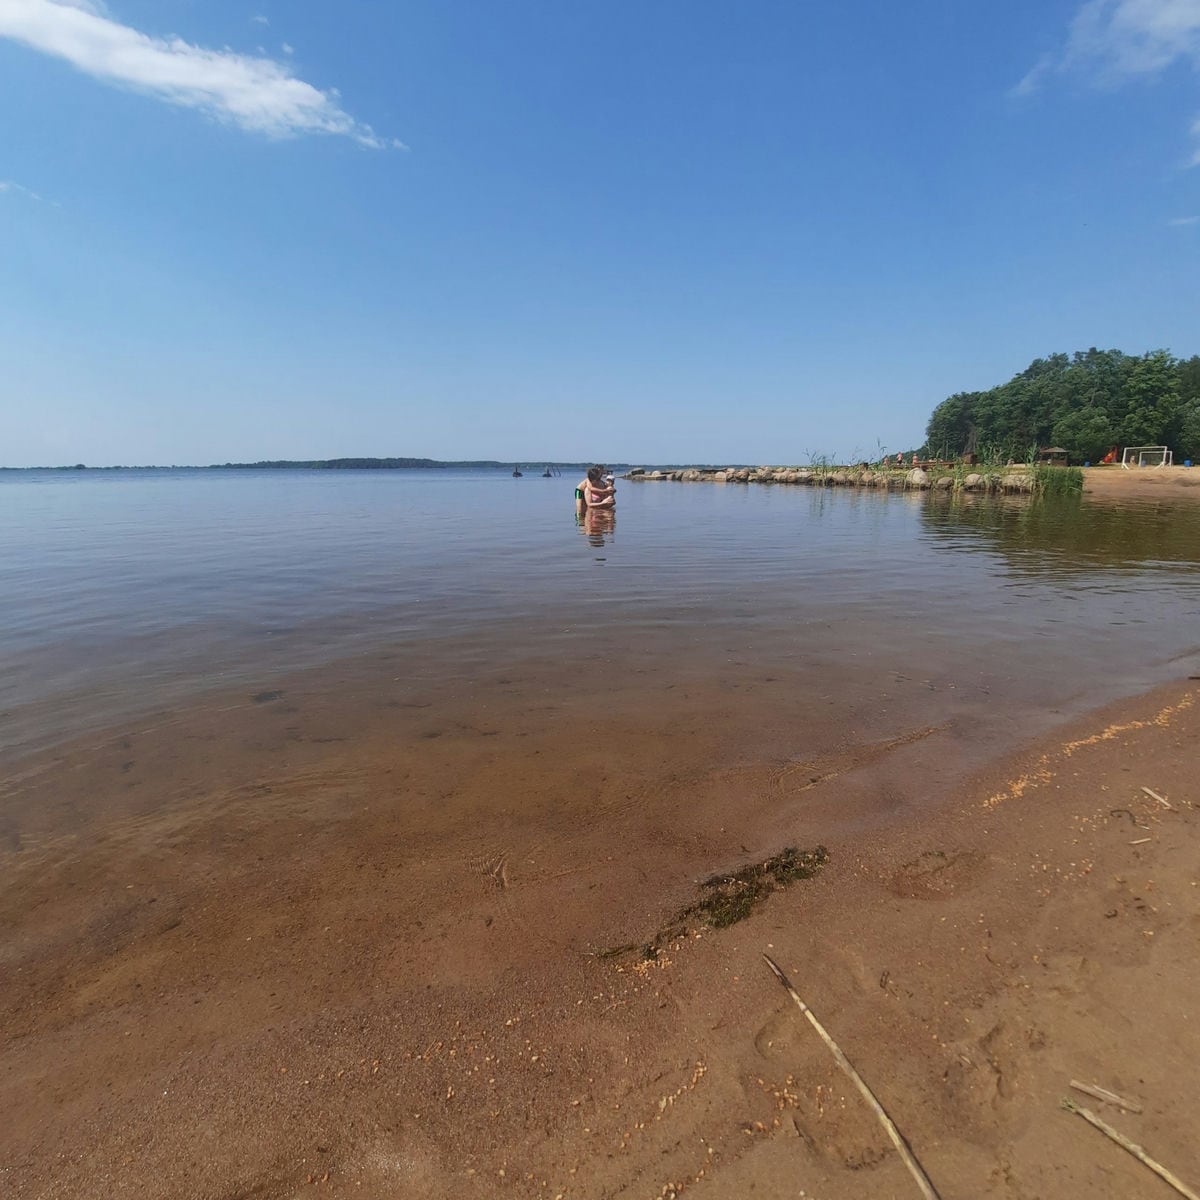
623,466 -> 1037,493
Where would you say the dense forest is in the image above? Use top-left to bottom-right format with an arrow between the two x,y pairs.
924,349 -> 1200,464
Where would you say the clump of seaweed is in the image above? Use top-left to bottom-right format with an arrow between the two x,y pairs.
600,846 -> 829,961
691,846 -> 828,927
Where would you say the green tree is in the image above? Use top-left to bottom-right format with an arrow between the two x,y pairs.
1179,401 -> 1200,462
1178,356 -> 1200,462
1050,407 -> 1114,463
1115,350 -> 1178,447
925,391 -> 978,457
1178,355 -> 1200,406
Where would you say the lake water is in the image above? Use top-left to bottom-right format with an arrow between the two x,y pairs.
3,467 -> 1200,764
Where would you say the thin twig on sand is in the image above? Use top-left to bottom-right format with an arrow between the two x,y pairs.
1062,1098 -> 1200,1200
762,953 -> 941,1200
1069,1079 -> 1143,1113
1141,786 -> 1173,810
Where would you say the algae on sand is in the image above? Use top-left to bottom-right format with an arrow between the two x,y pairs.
603,846 -> 829,960
691,846 -> 829,928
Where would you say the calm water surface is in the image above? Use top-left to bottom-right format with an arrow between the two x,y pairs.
3,468 -> 1199,758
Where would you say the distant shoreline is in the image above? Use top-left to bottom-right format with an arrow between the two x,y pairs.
0,459 -> 635,473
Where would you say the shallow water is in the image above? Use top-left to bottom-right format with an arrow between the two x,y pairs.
2,468 -> 1199,761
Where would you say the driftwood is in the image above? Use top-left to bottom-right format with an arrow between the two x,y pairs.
762,953 -> 941,1200
1069,1079 -> 1143,1113
1062,1098 -> 1200,1200
1141,786 -> 1173,810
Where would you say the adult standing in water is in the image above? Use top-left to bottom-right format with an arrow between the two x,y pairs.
575,465 -> 615,512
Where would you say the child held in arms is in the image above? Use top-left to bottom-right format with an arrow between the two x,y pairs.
575,466 -> 615,511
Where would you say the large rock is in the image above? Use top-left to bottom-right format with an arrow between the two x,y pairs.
905,468 -> 931,488
934,475 -> 954,490
963,472 -> 984,490
1003,473 -> 1034,492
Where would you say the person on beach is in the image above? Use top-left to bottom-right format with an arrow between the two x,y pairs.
575,466 -> 615,512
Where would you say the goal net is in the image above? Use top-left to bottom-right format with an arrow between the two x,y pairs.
1121,446 -> 1173,469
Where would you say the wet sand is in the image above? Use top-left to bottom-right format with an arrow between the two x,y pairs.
4,481 -> 1200,1198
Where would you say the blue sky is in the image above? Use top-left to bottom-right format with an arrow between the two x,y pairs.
2,0 -> 1198,466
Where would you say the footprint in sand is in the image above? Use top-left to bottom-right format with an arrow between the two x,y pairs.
889,849 -> 987,899
484,853 -> 509,891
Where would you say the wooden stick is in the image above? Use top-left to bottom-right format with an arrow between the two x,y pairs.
1062,1098 -> 1200,1200
762,953 -> 941,1200
1142,786 -> 1173,810
1069,1079 -> 1143,1113
1130,838 -> 1152,845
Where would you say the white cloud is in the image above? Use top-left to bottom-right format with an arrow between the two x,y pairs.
251,13 -> 268,26
0,0 -> 402,148
281,41 -> 293,56
1065,0 -> 1200,77
1017,1 -> 1200,162
1168,212 -> 1200,222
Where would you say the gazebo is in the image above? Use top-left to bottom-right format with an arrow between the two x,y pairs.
1036,447 -> 1070,466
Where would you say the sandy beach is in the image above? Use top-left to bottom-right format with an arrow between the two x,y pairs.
3,469 -> 1199,1200
1083,463 -> 1200,501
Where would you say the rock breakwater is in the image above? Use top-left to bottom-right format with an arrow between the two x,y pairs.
624,466 -> 1038,493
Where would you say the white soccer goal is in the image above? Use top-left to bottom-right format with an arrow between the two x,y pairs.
1121,446 -> 1173,469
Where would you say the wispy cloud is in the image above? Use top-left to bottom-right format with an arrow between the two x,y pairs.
0,178 -> 60,205
1168,213 -> 1200,223
1015,0 -> 1200,162
0,0 -> 403,148
1065,0 -> 1200,77
1,179 -> 43,200
1012,52 -> 1056,98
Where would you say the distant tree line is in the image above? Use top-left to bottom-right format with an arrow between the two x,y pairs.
925,349 -> 1200,464
218,457 -> 444,469
7,458 -> 621,471
214,458 -> 623,470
